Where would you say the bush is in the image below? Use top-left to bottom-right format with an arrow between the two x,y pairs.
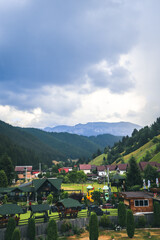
73,226 -> 84,235
137,215 -> 146,228
99,214 -> 111,228
11,228 -> 20,240
129,185 -> 141,191
126,210 -> 135,238
27,218 -> 35,240
153,201 -> 160,227
118,202 -> 126,228
47,219 -> 58,240
5,217 -> 16,240
60,220 -> 72,233
89,212 -> 99,240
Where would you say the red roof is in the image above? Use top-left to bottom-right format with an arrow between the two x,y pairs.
106,165 -> 117,171
117,164 -> 128,171
97,165 -> 106,171
139,162 -> 160,171
15,166 -> 32,172
79,164 -> 91,170
58,168 -> 69,173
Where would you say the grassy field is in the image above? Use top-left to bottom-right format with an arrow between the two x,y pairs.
61,182 -> 117,193
89,153 -> 107,166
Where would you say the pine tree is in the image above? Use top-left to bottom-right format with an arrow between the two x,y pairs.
27,218 -> 35,240
11,228 -> 20,240
118,202 -> 126,228
47,219 -> 58,240
5,217 -> 16,240
0,170 -> 8,187
126,209 -> 135,238
126,156 -> 142,188
153,201 -> 160,227
89,212 -> 99,240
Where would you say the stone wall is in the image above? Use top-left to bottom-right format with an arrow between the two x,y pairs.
0,214 -> 154,240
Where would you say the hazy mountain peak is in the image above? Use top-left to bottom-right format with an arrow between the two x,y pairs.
44,121 -> 142,137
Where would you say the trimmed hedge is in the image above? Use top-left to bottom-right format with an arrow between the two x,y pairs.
27,218 -> 35,240
118,201 -> 126,228
11,228 -> 20,240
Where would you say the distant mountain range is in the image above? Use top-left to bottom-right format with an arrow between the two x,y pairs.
0,120 -> 123,168
44,122 -> 142,137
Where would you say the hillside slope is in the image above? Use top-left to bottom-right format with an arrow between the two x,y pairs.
0,120 -> 122,168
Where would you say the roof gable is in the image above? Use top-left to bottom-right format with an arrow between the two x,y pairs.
79,164 -> 91,170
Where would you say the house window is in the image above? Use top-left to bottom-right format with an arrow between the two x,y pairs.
134,199 -> 149,207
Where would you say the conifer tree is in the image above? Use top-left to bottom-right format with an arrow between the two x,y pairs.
126,156 -> 142,187
5,217 -> 16,240
11,228 -> 20,240
47,219 -> 58,240
126,209 -> 135,238
118,202 -> 126,228
89,212 -> 99,240
27,218 -> 35,240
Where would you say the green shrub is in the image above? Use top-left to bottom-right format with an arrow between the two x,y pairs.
27,218 -> 36,240
5,217 -> 16,240
118,201 -> 126,228
137,215 -> 146,228
47,219 -> 58,240
89,212 -> 99,240
11,228 -> 20,240
129,185 -> 141,191
73,226 -> 84,235
60,220 -> 72,233
126,210 -> 135,238
153,201 -> 160,227
99,214 -> 111,228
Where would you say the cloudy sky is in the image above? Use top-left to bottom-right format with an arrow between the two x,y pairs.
0,0 -> 160,128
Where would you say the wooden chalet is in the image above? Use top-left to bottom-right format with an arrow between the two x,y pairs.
0,178 -> 62,202
120,191 -> 154,213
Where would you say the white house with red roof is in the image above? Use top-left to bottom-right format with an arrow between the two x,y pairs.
96,165 -> 106,177
79,164 -> 91,174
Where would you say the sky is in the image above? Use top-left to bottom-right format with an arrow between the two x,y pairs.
0,0 -> 160,128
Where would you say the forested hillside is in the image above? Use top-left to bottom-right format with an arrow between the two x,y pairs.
91,117 -> 160,165
0,120 -> 122,168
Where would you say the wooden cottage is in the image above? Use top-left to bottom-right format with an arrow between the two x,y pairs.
120,191 -> 154,213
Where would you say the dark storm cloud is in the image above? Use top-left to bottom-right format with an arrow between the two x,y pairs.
0,0 -> 139,95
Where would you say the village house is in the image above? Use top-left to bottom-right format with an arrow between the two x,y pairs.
79,164 -> 91,174
120,191 -> 154,214
139,161 -> 160,171
58,167 -> 72,173
116,164 -> 128,174
15,166 -> 34,181
97,165 -> 106,177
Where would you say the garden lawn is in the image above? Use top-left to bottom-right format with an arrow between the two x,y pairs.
62,183 -> 117,194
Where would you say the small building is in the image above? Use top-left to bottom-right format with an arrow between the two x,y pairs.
58,167 -> 72,173
116,164 -> 128,174
97,165 -> 106,177
106,165 -> 117,173
139,162 -> 160,171
79,164 -> 91,174
120,191 -> 154,213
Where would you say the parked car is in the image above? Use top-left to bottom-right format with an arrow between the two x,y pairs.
88,205 -> 103,216
80,204 -> 86,210
102,203 -> 114,209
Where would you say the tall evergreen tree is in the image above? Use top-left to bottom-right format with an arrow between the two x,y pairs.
89,212 -> 99,240
0,170 -> 8,187
47,219 -> 58,240
126,156 -> 142,188
126,209 -> 135,238
118,202 -> 126,228
0,154 -> 14,185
